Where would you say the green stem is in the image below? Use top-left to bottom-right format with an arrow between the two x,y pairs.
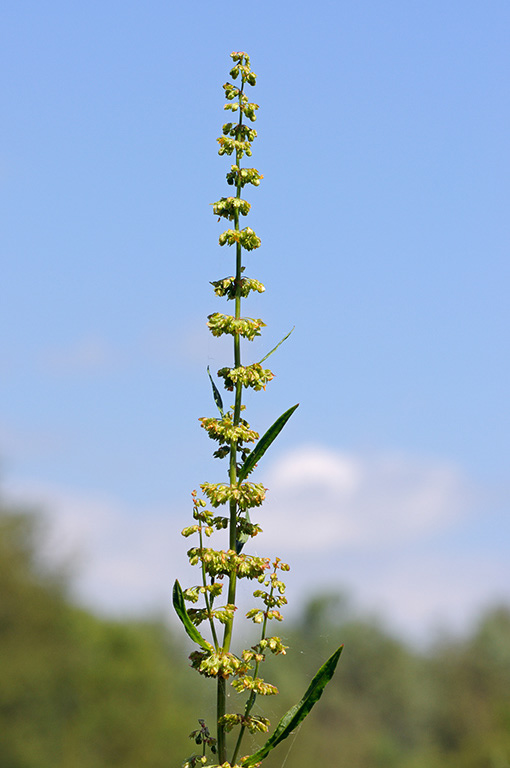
217,676 -> 226,761
217,76 -> 246,765
199,526 -> 219,650
230,575 -> 276,765
221,113 -> 244,653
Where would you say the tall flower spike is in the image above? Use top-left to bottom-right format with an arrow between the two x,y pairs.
174,53 -> 340,768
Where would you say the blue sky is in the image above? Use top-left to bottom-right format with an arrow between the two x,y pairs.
1,1 -> 509,641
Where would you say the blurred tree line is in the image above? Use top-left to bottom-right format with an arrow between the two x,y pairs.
1,503 -> 509,768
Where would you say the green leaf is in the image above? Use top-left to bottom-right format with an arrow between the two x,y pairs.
235,509 -> 251,554
241,645 -> 343,767
238,404 -> 298,482
207,365 -> 224,416
258,326 -> 294,364
172,580 -> 212,651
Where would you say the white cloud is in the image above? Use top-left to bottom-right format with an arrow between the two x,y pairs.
3,446 -> 507,642
260,445 -> 469,552
278,546 -> 510,646
3,481 -> 188,615
366,551 -> 510,638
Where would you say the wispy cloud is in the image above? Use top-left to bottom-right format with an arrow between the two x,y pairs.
3,445 -> 507,641
261,445 -> 469,552
5,481 -> 185,613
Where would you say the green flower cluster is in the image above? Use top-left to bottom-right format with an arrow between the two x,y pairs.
186,547 -> 270,580
218,227 -> 261,251
210,274 -> 265,300
224,98 -> 259,123
189,648 -> 250,679
245,607 -> 283,624
199,413 -> 259,445
230,677 -> 278,696
207,313 -> 265,341
184,762 -> 250,768
222,123 -> 257,142
217,363 -> 274,392
219,713 -> 270,735
246,557 -> 289,623
188,604 -> 237,627
223,84 -> 259,121
244,636 -> 288,658
182,520 -> 284,707
183,583 -> 224,603
229,52 -> 257,86
183,496 -> 262,548
213,197 -> 251,220
181,495 -> 232,539
200,481 -> 266,511
226,165 -> 263,188
217,136 -> 253,159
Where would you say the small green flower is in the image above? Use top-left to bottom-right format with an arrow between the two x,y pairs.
207,313 -> 265,341
212,197 -> 251,220
200,481 -> 266,511
217,363 -> 274,392
225,164 -> 263,187
199,414 -> 259,445
210,275 -> 265,300
218,227 -> 261,250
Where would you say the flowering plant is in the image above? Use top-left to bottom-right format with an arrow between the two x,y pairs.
174,52 -> 342,768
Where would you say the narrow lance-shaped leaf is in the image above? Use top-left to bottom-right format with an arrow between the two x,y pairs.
238,403 -> 299,482
172,579 -> 212,652
241,645 -> 343,767
258,326 -> 294,365
207,365 -> 224,416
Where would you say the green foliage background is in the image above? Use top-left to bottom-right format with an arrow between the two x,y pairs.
1,503 -> 509,768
